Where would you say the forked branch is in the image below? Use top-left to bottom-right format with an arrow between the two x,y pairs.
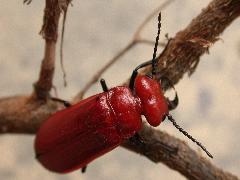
0,0 -> 240,179
33,0 -> 71,100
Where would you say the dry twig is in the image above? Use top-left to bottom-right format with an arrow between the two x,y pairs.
33,0 -> 62,100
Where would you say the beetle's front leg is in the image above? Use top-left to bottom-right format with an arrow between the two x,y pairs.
100,79 -> 109,92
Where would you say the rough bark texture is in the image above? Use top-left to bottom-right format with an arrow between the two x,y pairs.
33,41 -> 56,100
0,96 -> 59,134
0,0 -> 240,179
123,124 -> 238,180
40,0 -> 61,41
145,0 -> 240,85
33,0 -> 62,100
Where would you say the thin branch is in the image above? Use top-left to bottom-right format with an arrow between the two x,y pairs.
60,4 -> 69,87
33,0 -> 62,100
33,41 -> 56,100
76,0 -> 174,100
59,0 -> 73,87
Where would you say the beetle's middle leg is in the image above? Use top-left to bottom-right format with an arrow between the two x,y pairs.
100,79 -> 109,92
81,166 -> 87,173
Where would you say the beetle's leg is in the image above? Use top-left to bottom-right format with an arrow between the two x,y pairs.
81,166 -> 87,173
50,97 -> 71,107
129,133 -> 145,147
100,79 -> 109,92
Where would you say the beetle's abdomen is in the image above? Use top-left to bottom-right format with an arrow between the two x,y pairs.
134,75 -> 168,126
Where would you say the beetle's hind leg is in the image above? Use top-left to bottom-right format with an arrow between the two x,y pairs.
129,133 -> 145,147
100,79 -> 109,92
50,97 -> 71,107
81,166 -> 87,173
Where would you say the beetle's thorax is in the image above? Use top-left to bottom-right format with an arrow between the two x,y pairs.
134,75 -> 169,127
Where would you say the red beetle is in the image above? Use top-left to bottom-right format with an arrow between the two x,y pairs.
35,13 -> 212,173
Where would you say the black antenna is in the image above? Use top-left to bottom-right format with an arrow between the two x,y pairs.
129,12 -> 162,89
166,114 -> 213,158
152,12 -> 161,76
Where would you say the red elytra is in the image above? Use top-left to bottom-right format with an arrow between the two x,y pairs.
34,75 -> 168,173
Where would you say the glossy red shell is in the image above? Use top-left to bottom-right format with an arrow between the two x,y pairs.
134,75 -> 168,126
35,75 -> 169,173
35,86 -> 142,173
